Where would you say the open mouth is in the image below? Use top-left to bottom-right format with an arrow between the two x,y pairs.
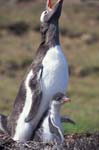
47,0 -> 63,10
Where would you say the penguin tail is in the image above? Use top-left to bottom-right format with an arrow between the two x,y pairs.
0,114 -> 9,135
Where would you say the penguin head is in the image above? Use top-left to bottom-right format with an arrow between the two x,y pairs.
50,92 -> 70,114
40,0 -> 63,35
40,0 -> 63,23
52,92 -> 71,105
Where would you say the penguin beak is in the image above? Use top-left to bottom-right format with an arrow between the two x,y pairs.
62,96 -> 71,104
47,0 -> 52,10
46,0 -> 64,20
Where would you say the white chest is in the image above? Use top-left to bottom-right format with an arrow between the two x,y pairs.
42,45 -> 68,98
36,45 -> 69,121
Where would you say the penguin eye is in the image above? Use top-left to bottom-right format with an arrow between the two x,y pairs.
56,96 -> 60,101
44,10 -> 48,15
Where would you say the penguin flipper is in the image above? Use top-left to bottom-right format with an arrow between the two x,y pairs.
25,91 -> 42,122
25,64 -> 43,122
61,115 -> 76,125
49,117 -> 64,143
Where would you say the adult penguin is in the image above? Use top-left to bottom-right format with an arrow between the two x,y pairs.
0,0 -> 69,142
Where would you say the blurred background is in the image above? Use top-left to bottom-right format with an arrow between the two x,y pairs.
0,0 -> 99,133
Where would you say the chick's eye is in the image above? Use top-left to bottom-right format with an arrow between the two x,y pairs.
44,10 -> 48,15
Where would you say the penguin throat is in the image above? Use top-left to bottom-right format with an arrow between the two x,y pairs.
49,103 -> 60,116
41,22 -> 60,47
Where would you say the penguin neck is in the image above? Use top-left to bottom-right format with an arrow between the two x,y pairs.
42,21 -> 60,48
50,102 -> 61,116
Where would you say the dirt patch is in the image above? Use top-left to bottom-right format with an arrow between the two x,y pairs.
0,132 -> 99,150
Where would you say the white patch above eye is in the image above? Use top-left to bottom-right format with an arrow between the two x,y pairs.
40,11 -> 45,22
40,10 -> 48,23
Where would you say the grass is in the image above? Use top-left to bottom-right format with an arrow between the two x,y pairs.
0,1 -> 99,133
62,75 -> 99,133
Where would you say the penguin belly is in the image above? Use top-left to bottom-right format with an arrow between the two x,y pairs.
35,45 -> 69,119
42,45 -> 68,96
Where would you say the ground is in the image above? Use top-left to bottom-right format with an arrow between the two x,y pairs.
0,132 -> 99,150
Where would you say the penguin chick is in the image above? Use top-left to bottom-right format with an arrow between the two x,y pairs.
33,92 -> 70,144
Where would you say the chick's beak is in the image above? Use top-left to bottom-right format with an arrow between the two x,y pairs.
62,96 -> 71,104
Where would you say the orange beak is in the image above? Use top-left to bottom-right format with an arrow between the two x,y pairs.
47,0 -> 64,10
62,97 -> 71,104
47,0 -> 52,9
